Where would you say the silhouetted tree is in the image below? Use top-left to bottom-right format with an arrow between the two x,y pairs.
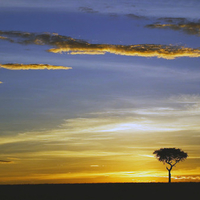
153,148 -> 188,183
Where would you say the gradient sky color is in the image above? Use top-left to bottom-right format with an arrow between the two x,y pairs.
0,0 -> 200,184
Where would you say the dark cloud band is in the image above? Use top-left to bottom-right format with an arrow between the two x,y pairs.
146,19 -> 200,37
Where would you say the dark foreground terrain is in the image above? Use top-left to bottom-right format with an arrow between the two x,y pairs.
0,183 -> 199,200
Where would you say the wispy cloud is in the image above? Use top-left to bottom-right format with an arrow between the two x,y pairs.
126,14 -> 147,20
169,94 -> 200,104
0,63 -> 72,70
174,175 -> 200,181
1,30 -> 200,59
0,81 -> 3,84
79,7 -> 99,13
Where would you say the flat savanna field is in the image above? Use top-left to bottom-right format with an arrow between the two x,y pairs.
0,183 -> 199,200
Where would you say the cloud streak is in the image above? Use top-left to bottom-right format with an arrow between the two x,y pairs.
1,30 -> 200,59
0,64 -> 72,70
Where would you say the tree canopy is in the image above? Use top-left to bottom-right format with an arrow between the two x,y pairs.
153,148 -> 188,166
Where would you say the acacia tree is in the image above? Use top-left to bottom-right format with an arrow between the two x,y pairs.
153,148 -> 188,183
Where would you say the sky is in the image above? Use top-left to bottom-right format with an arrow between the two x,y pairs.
0,0 -> 200,184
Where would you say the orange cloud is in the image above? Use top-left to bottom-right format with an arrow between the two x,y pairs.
48,44 -> 200,59
0,36 -> 8,40
0,63 -> 72,70
0,35 -> 14,42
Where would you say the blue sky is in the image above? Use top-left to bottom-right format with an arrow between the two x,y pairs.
1,0 -> 200,18
0,0 -> 200,183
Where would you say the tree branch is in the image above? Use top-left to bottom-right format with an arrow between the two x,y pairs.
172,160 -> 179,167
166,161 -> 173,171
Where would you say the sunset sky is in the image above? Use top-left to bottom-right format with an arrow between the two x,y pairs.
0,0 -> 200,184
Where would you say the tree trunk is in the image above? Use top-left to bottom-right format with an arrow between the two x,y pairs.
168,169 -> 171,183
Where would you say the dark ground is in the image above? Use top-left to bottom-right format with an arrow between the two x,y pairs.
0,183 -> 199,200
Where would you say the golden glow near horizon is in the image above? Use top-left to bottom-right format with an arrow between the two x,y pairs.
1,94 -> 200,184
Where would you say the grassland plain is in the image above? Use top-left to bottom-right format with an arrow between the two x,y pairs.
0,183 -> 200,200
